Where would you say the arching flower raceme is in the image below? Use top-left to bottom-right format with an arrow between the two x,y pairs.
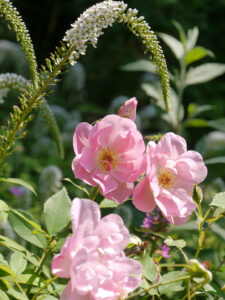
118,97 -> 137,121
51,198 -> 142,300
133,133 -> 207,225
72,114 -> 146,203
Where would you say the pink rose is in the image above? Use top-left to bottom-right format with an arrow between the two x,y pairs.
72,114 -> 146,203
133,133 -> 207,225
51,198 -> 142,300
118,97 -> 137,121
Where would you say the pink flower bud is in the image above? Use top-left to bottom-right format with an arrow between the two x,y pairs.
118,97 -> 137,121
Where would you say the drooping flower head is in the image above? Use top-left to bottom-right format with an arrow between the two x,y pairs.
51,198 -> 142,300
72,114 -> 146,203
118,97 -> 137,121
133,133 -> 207,225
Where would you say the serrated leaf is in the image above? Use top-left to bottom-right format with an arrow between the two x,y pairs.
210,192 -> 225,209
138,255 -> 158,282
121,59 -> 155,73
159,33 -> 184,59
185,47 -> 214,65
186,63 -> 225,86
208,118 -> 225,132
0,235 -> 39,266
43,187 -> 71,235
99,198 -> 118,208
159,271 -> 186,294
8,210 -> 47,249
0,290 -> 9,300
10,253 -> 27,275
164,236 -> 186,248
0,178 -> 36,196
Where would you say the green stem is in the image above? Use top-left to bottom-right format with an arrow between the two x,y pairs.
14,277 -> 28,299
27,238 -> 55,296
125,275 -> 190,299
0,44 -> 75,167
195,214 -> 224,259
31,276 -> 58,300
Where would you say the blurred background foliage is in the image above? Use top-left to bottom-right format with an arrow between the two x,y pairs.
0,0 -> 224,289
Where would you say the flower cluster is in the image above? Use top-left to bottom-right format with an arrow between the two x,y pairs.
64,0 -> 127,64
72,98 -> 207,225
51,198 -> 142,300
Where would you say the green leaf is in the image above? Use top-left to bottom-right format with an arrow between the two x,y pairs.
8,210 -> 47,249
205,156 -> 225,165
211,223 -> 225,241
208,118 -> 225,132
210,192 -> 225,209
121,59 -> 155,73
187,103 -> 213,118
0,200 -> 9,212
10,209 -> 46,234
138,255 -> 158,282
0,235 -> 39,266
99,198 -> 118,208
63,178 -> 89,196
0,199 -> 9,224
43,187 -> 71,235
172,20 -> 186,48
183,118 -> 209,128
0,264 -> 15,276
186,63 -> 225,86
0,271 -> 43,286
186,27 -> 199,50
159,271 -> 186,294
0,290 -> 9,300
164,236 -> 186,248
10,253 -> 27,275
0,178 -> 36,195
7,287 -> 28,300
159,33 -> 184,60
185,47 -> 214,65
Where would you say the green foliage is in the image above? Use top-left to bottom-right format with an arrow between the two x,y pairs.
10,252 -> 27,275
43,187 -> 71,235
158,271 -> 186,294
138,254 -> 158,282
164,236 -> 186,249
8,209 -> 47,248
99,198 -> 119,208
0,177 -> 36,195
210,192 -> 225,210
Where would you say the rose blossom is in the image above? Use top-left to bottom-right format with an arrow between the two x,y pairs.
51,198 -> 142,300
118,97 -> 137,121
133,132 -> 207,225
72,114 -> 146,203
